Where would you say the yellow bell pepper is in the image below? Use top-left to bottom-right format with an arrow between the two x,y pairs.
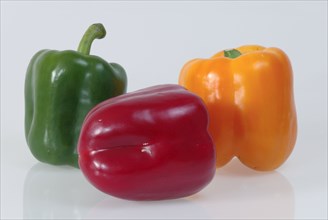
179,45 -> 297,171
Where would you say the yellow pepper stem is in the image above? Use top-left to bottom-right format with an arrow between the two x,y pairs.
224,49 -> 241,59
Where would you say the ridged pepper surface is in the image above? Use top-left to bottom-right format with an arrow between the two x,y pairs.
179,45 -> 297,171
78,85 -> 216,200
25,24 -> 127,167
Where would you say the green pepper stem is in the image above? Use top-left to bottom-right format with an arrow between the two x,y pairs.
224,49 -> 242,59
77,23 -> 106,55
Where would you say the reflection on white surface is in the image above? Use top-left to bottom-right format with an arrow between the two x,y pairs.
206,159 -> 295,219
84,197 -> 209,219
23,159 -> 294,219
23,163 -> 106,219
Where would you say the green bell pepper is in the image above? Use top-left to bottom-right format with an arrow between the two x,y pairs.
25,23 -> 127,168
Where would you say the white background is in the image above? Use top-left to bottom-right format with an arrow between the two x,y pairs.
1,1 -> 327,219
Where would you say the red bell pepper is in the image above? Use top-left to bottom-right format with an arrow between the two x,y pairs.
78,84 -> 216,201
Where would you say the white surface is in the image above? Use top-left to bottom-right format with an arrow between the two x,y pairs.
1,1 -> 327,219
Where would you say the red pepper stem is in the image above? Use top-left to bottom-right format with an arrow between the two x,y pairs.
224,49 -> 242,59
77,23 -> 106,55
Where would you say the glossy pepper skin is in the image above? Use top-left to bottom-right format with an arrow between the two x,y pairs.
78,84 -> 216,201
179,45 -> 297,171
25,24 -> 127,168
